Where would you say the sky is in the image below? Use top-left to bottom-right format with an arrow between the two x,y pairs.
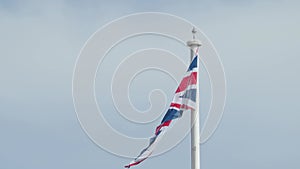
1,0 -> 300,169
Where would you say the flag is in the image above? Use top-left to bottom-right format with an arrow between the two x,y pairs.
124,54 -> 198,168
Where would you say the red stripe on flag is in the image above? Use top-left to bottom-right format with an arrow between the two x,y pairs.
175,72 -> 197,93
124,158 -> 147,168
170,103 -> 181,109
171,103 -> 195,111
181,104 -> 195,110
155,120 -> 171,135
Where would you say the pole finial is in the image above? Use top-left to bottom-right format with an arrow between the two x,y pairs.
187,27 -> 201,48
192,27 -> 197,39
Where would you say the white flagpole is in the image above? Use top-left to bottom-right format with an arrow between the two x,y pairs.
187,27 -> 201,169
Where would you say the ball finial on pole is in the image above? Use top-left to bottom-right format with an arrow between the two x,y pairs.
192,27 -> 197,39
187,27 -> 201,48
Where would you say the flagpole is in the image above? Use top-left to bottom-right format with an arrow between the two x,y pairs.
187,27 -> 201,169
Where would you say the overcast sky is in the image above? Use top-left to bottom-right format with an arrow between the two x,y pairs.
1,0 -> 300,169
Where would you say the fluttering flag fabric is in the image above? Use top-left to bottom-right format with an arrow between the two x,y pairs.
124,54 -> 198,168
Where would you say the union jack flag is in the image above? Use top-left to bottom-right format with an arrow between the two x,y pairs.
125,53 -> 198,168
